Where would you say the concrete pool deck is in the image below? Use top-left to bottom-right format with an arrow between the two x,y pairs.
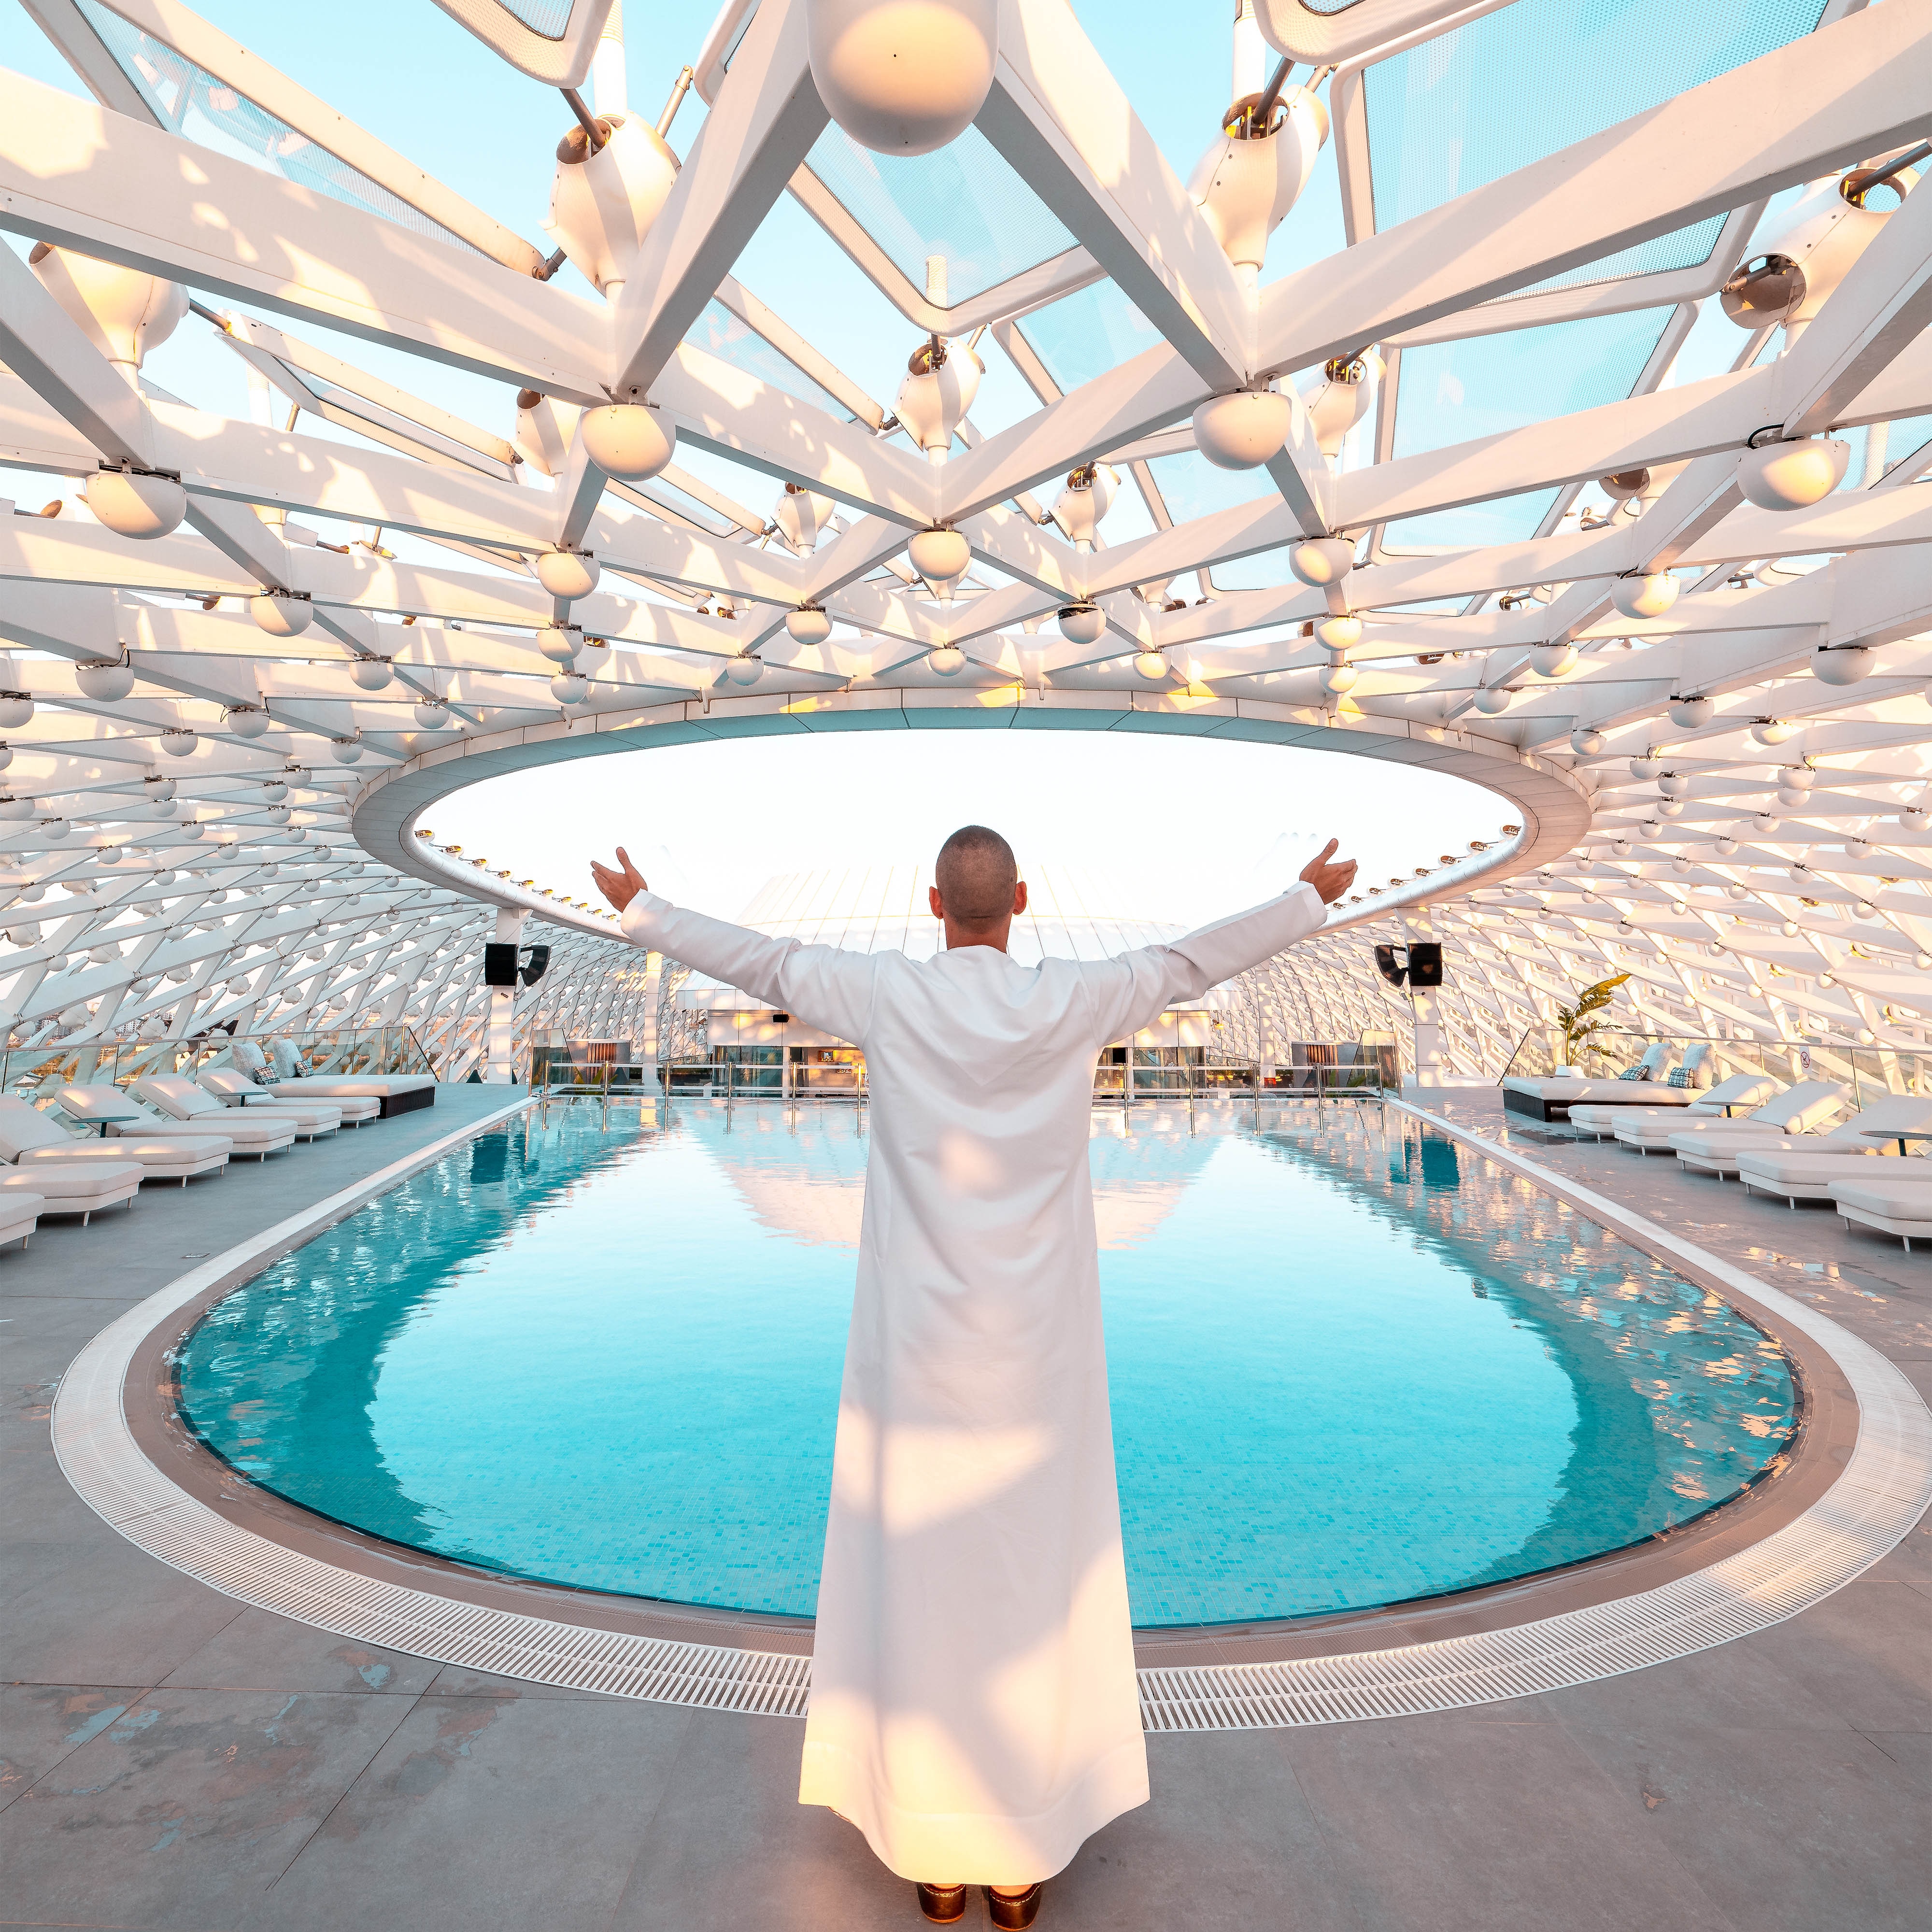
1,1087 -> 1926,1931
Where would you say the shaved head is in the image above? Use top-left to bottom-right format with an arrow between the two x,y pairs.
935,824 -> 1018,925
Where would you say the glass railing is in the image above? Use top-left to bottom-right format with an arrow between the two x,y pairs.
1499,1028 -> 1932,1109
0,1027 -> 434,1107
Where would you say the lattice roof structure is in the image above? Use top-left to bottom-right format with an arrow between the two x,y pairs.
1,0 -> 1930,1073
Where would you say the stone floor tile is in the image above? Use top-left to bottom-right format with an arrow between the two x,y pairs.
0,1686 -> 412,1930
1282,1713 -> 1735,1932
0,1537 -> 243,1685
0,1684 -> 152,1817
240,1692 -> 693,1932
1732,1578 -> 1931,1731
605,1711 -> 914,1932
158,1610 -> 446,1699
1856,1727 -> 1930,1791
1554,1721 -> 1928,1932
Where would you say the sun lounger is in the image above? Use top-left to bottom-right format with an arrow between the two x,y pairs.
1502,1041 -> 1687,1122
1673,1092 -> 1928,1177
1834,1172 -> 1932,1249
0,1094 -> 230,1182
132,1074 -> 341,1142
1738,1148 -> 1932,1206
199,1067 -> 367,1127
0,1189 -> 43,1250
1570,1072 -> 1781,1139
0,1161 -> 141,1222
1611,1081 -> 1847,1154
61,1083 -> 292,1159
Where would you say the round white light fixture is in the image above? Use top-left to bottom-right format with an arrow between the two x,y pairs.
1752,718 -> 1796,745
1737,434 -> 1850,511
1569,729 -> 1604,755
41,818 -> 71,841
85,469 -> 186,540
550,672 -> 590,706
539,625 -> 583,666
1714,837 -> 1740,857
0,796 -> 30,822
1658,771 -> 1690,799
808,0 -> 997,156
908,526 -> 969,582
75,655 -> 135,701
1134,649 -> 1169,682
1530,642 -> 1577,679
1471,686 -> 1513,715
251,591 -> 312,637
329,736 -> 364,764
1288,536 -> 1355,586
1608,571 -> 1679,620
535,548 -> 600,599
1189,388 -> 1292,469
1669,695 -> 1715,729
1058,604 -> 1106,645
926,643 -> 966,676
159,727 -> 197,758
413,699 -> 451,729
226,706 -> 270,739
723,653 -> 764,686
1629,757 -> 1662,780
0,694 -> 34,732
350,657 -> 394,692
579,402 -> 674,480
786,606 -> 833,645
1811,646 -> 1871,685
1317,660 -> 1358,696
1315,613 -> 1362,653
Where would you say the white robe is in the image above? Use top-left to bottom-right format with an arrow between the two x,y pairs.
619,884 -> 1328,1881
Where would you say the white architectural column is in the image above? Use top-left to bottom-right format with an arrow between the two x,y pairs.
484,906 -> 526,1083
1401,907 -> 1445,1091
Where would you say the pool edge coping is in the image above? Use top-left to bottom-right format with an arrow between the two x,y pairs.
49,1095 -> 1932,1730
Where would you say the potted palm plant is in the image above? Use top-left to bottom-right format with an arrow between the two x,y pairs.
1551,974 -> 1631,1076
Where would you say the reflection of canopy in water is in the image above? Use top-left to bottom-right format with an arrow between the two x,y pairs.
684,1105 -> 1227,1251
1254,1116 -> 1795,1591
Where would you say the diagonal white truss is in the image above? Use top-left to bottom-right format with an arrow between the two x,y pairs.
0,0 -> 1930,1071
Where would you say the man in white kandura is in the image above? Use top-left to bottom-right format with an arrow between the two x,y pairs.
593,827 -> 1356,1929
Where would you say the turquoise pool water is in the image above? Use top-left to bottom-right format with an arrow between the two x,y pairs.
175,1104 -> 1797,1626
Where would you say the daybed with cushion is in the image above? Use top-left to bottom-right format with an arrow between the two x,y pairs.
0,1094 -> 230,1182
0,1190 -> 43,1250
248,1040 -> 437,1118
1738,1149 -> 1932,1207
1569,1071 -> 1780,1139
0,1161 -> 141,1222
1611,1080 -> 1847,1155
1716,1097 -> 1932,1196
60,1083 -> 281,1160
1833,1173 -> 1932,1249
199,1067 -> 366,1128
132,1075 -> 341,1142
1501,1041 -> 1686,1122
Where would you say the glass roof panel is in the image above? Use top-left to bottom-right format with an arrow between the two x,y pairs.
1838,415 -> 1932,492
802,122 -> 1078,307
1381,487 -> 1562,552
494,0 -> 573,31
685,300 -> 854,421
1016,282 -> 1162,396
1364,0 -> 1830,233
1145,453 -> 1278,529
1392,307 -> 1674,461
74,0 -> 480,253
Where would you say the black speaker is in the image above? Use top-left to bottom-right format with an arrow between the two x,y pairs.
519,944 -> 551,987
1373,944 -> 1407,988
1406,941 -> 1444,989
483,942 -> 518,987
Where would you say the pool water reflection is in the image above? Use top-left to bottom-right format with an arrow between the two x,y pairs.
176,1103 -> 1797,1626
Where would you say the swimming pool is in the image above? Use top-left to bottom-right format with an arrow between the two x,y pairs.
175,1102 -> 1798,1627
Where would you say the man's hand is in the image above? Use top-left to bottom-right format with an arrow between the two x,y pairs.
1299,838 -> 1358,906
590,846 -> 649,914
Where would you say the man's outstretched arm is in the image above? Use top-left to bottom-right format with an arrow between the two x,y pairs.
1083,839 -> 1357,1044
592,847 -> 879,1043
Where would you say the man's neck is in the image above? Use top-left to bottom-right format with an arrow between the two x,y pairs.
942,920 -> 1012,953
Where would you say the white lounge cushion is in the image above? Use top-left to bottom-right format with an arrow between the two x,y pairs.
1736,1150 -> 1920,1202
21,1136 -> 229,1175
196,1070 -> 345,1132
62,1083 -> 281,1154
0,1094 -> 91,1162
1835,1174 -> 1932,1241
129,1077 -> 301,1151
0,1193 -> 43,1239
273,1074 -> 437,1098
0,1163 -> 141,1212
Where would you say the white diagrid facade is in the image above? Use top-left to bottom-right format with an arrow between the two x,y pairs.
0,1 -> 1931,1078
